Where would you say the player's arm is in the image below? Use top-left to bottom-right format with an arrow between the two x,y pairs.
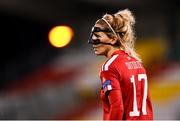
102,67 -> 124,120
108,89 -> 124,120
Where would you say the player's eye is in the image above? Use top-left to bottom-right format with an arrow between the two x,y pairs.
93,33 -> 100,38
92,27 -> 111,33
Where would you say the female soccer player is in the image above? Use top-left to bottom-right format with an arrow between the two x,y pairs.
88,9 -> 153,120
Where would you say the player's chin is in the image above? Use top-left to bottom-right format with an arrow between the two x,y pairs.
94,50 -> 103,56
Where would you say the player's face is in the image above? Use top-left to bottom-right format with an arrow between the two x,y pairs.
92,25 -> 112,56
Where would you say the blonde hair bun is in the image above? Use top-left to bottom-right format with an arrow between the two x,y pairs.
115,9 -> 135,26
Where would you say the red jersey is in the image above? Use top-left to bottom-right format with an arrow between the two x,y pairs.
100,50 -> 153,120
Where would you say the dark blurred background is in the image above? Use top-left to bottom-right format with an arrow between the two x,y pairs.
0,0 -> 180,120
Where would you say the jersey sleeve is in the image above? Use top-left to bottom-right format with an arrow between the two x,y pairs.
101,66 -> 124,120
108,90 -> 124,120
101,66 -> 120,94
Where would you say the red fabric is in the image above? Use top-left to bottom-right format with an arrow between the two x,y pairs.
108,90 -> 124,120
100,50 -> 153,120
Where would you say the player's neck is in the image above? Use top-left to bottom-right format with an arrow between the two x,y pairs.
106,47 -> 119,59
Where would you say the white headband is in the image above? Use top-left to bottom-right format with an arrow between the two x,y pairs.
102,18 -> 118,38
102,18 -> 127,51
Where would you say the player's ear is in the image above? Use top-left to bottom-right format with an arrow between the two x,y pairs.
110,36 -> 118,45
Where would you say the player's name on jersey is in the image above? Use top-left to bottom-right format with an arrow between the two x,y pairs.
125,61 -> 143,70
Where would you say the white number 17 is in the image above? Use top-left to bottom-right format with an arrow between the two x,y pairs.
130,74 -> 148,116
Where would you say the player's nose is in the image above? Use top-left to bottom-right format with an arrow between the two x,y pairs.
92,34 -> 98,40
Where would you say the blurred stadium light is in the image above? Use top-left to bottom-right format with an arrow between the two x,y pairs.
48,25 -> 74,48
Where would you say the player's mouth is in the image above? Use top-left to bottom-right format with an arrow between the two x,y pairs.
93,44 -> 101,48
93,48 -> 97,51
93,46 -> 99,51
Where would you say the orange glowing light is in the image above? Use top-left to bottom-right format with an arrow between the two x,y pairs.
48,25 -> 74,48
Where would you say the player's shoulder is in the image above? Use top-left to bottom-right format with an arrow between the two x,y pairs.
102,54 -> 119,71
108,53 -> 144,71
101,51 -> 132,71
